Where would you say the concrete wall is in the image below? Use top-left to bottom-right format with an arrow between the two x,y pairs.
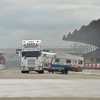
83,69 -> 100,75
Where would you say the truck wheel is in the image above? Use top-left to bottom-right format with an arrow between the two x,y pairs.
41,70 -> 44,73
21,71 -> 24,73
27,71 -> 29,73
38,70 -> 44,74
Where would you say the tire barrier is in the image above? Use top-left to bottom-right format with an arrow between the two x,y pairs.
84,63 -> 100,70
89,64 -> 91,68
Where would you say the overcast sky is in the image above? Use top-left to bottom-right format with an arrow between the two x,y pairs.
0,0 -> 100,48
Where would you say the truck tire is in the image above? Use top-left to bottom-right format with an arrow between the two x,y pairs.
21,71 -> 24,73
26,71 -> 29,73
41,70 -> 44,73
38,70 -> 44,74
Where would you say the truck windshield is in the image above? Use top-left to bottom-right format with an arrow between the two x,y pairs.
22,51 -> 41,57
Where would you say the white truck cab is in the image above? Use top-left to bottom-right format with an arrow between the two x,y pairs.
21,40 -> 44,73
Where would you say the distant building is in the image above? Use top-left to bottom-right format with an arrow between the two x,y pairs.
62,18 -> 100,63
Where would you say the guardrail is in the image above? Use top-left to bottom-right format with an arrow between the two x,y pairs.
83,69 -> 100,75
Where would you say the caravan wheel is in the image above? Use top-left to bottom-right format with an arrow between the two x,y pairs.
65,69 -> 68,74
61,70 -> 65,74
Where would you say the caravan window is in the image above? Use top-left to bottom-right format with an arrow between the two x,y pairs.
75,60 -> 77,64
66,59 -> 71,63
78,60 -> 83,64
55,59 -> 59,62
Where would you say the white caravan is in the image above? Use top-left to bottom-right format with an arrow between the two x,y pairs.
21,40 -> 44,73
43,52 -> 84,74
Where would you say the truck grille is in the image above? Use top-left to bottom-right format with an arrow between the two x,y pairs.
28,60 -> 35,65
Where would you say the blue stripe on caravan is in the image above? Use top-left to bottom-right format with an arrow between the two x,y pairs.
51,64 -> 71,68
